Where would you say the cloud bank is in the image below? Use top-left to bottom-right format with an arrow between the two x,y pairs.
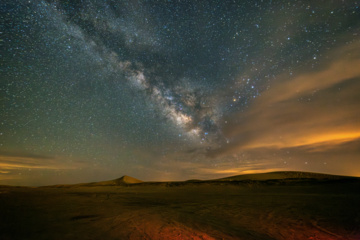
209,43 -> 360,157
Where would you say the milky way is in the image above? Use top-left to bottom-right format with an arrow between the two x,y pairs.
1,0 -> 360,185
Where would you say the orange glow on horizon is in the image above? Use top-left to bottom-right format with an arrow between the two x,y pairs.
243,131 -> 360,150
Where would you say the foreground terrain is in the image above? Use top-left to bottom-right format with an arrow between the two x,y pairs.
1,172 -> 360,240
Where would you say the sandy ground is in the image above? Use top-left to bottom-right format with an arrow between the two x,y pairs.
1,174 -> 360,240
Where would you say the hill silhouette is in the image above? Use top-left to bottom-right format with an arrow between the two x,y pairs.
43,171 -> 359,188
115,175 -> 143,184
48,175 -> 143,188
84,175 -> 143,186
215,171 -> 353,181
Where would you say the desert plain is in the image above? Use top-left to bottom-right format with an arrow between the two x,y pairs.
1,171 -> 359,240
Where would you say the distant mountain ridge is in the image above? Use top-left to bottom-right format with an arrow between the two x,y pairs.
48,175 -> 143,188
115,175 -> 143,184
86,175 -> 143,186
42,171 -> 359,188
216,171 -> 353,182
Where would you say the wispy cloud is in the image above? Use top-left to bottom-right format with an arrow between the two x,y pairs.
209,43 -> 360,157
0,152 -> 81,172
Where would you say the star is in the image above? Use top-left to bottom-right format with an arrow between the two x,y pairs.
1,0 -> 360,185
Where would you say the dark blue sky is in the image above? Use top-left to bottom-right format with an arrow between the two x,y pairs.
1,0 -> 360,185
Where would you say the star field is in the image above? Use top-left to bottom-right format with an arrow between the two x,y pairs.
1,0 -> 360,185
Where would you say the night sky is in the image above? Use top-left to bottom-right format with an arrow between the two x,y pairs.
1,0 -> 360,186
